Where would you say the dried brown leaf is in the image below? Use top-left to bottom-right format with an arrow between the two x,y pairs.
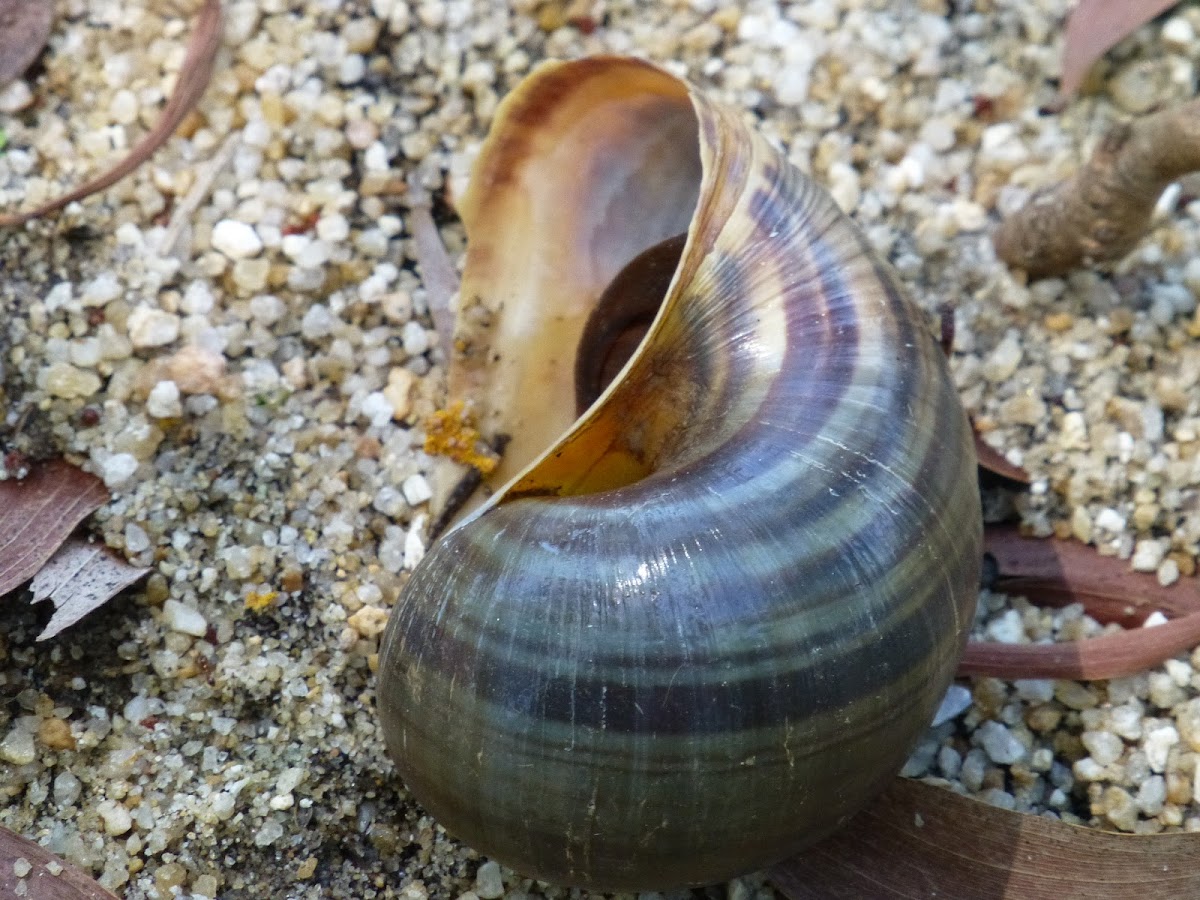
0,0 -> 53,88
771,777 -> 1200,900
1061,0 -> 1179,97
30,536 -> 150,640
965,527 -> 1200,680
0,822 -> 119,899
0,0 -> 223,227
984,525 -> 1200,626
960,611 -> 1200,680
0,459 -> 108,597
973,434 -> 1031,484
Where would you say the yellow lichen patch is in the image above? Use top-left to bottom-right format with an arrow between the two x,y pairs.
245,589 -> 279,612
422,400 -> 499,474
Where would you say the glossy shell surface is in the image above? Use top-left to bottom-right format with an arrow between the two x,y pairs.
378,57 -> 981,890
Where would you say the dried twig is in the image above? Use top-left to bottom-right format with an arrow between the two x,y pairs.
0,0 -> 223,227
406,179 -> 460,365
994,98 -> 1200,279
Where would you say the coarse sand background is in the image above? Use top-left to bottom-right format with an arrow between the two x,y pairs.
3,1 -> 1200,898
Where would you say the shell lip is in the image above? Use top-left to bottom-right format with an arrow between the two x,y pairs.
445,59 -> 715,532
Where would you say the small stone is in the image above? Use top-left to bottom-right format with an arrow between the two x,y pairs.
165,345 -> 226,394
1177,698 -> 1200,751
998,392 -> 1046,426
1137,775 -> 1167,816
1102,785 -> 1139,832
977,720 -> 1026,765
0,727 -> 35,765
44,363 -> 102,399
1109,59 -> 1172,115
1162,16 -> 1195,50
38,717 -> 75,751
0,81 -> 34,113
1144,725 -> 1180,773
211,219 -> 264,259
162,599 -> 208,637
127,307 -> 181,349
301,305 -> 336,340
11,857 -> 31,878
402,474 -> 433,506
1131,539 -> 1167,573
1055,681 -> 1099,710
253,820 -> 284,847
1081,730 -> 1124,766
97,799 -> 133,836
347,605 -> 389,639
383,368 -> 415,421
1094,508 -> 1126,533
986,608 -> 1025,644
474,861 -> 504,899
296,857 -> 318,880
401,321 -> 430,357
53,771 -> 81,806
1157,559 -> 1180,587
100,453 -> 139,488
931,684 -> 972,726
81,273 -> 122,306
146,381 -> 183,418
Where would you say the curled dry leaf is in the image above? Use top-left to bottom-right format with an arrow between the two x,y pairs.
1060,0 -> 1180,98
0,0 -> 54,89
0,822 -> 119,900
0,0 -> 223,227
961,610 -> 1200,680
984,525 -> 1200,625
973,433 -> 1032,484
30,536 -> 150,641
962,526 -> 1200,680
771,777 -> 1200,900
0,459 -> 109,597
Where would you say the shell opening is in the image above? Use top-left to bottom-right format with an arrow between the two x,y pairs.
454,60 -> 705,511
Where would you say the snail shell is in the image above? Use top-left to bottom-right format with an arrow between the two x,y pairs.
379,57 -> 981,890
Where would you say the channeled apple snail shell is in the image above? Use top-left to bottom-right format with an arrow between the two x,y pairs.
378,56 -> 981,890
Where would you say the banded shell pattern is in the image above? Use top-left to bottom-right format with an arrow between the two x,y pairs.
378,56 -> 982,890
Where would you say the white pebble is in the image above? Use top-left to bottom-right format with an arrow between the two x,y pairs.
1158,558 -> 1180,587
1094,508 -> 1126,533
986,608 -> 1025,644
97,800 -> 133,836
301,305 -> 336,340
360,391 -> 394,428
211,219 -> 264,259
984,336 -> 1022,384
1143,725 -> 1179,773
146,381 -> 183,418
101,453 -> 139,489
43,363 -> 101,399
931,684 -> 972,726
0,727 -> 35,765
124,523 -> 151,554
977,720 -> 1026,765
404,515 -> 427,570
402,474 -> 433,507
401,320 -> 430,357
1081,730 -> 1124,766
127,306 -> 181,349
0,80 -> 33,114
162,600 -> 208,637
474,861 -> 504,899
82,273 -> 122,307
